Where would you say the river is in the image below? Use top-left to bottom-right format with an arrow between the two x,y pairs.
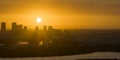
0,52 -> 120,60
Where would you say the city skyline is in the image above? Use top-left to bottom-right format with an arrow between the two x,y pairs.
0,0 -> 120,29
0,0 -> 120,59
0,22 -> 55,31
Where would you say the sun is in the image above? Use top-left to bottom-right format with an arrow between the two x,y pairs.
36,17 -> 42,23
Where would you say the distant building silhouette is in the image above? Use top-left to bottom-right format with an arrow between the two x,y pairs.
44,25 -> 47,31
1,22 -> 6,32
48,26 -> 53,31
35,26 -> 39,31
23,26 -> 27,31
17,24 -> 23,30
12,22 -> 17,31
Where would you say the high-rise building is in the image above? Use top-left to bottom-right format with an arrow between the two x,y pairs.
1,22 -> 6,32
43,25 -> 47,31
48,26 -> 53,31
35,26 -> 39,31
17,24 -> 23,30
23,26 -> 27,31
12,22 -> 17,31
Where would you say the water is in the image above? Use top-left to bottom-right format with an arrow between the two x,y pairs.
0,52 -> 120,60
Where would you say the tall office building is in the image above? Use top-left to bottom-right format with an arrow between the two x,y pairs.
1,22 -> 6,32
17,24 -> 23,30
35,26 -> 39,31
23,26 -> 27,31
48,26 -> 53,31
12,22 -> 17,31
43,25 -> 47,31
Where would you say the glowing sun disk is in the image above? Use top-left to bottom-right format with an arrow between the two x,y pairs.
36,17 -> 42,23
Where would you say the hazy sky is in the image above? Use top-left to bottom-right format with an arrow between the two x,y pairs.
0,0 -> 120,29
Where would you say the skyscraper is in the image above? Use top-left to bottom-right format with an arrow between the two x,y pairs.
35,26 -> 39,31
44,25 -> 47,31
1,22 -> 6,32
12,22 -> 17,31
48,26 -> 53,31
23,26 -> 27,31
17,24 -> 23,30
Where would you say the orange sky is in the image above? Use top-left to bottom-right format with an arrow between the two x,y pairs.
0,0 -> 120,29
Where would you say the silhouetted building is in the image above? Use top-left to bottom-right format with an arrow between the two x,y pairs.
1,22 -> 6,32
12,22 -> 17,31
23,26 -> 27,31
17,24 -> 23,30
48,26 -> 53,31
35,26 -> 39,31
44,25 -> 47,31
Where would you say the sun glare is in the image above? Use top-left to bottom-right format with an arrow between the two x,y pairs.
36,17 -> 42,23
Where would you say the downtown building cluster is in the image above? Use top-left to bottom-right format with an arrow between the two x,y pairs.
1,22 -> 27,32
0,22 -> 54,32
